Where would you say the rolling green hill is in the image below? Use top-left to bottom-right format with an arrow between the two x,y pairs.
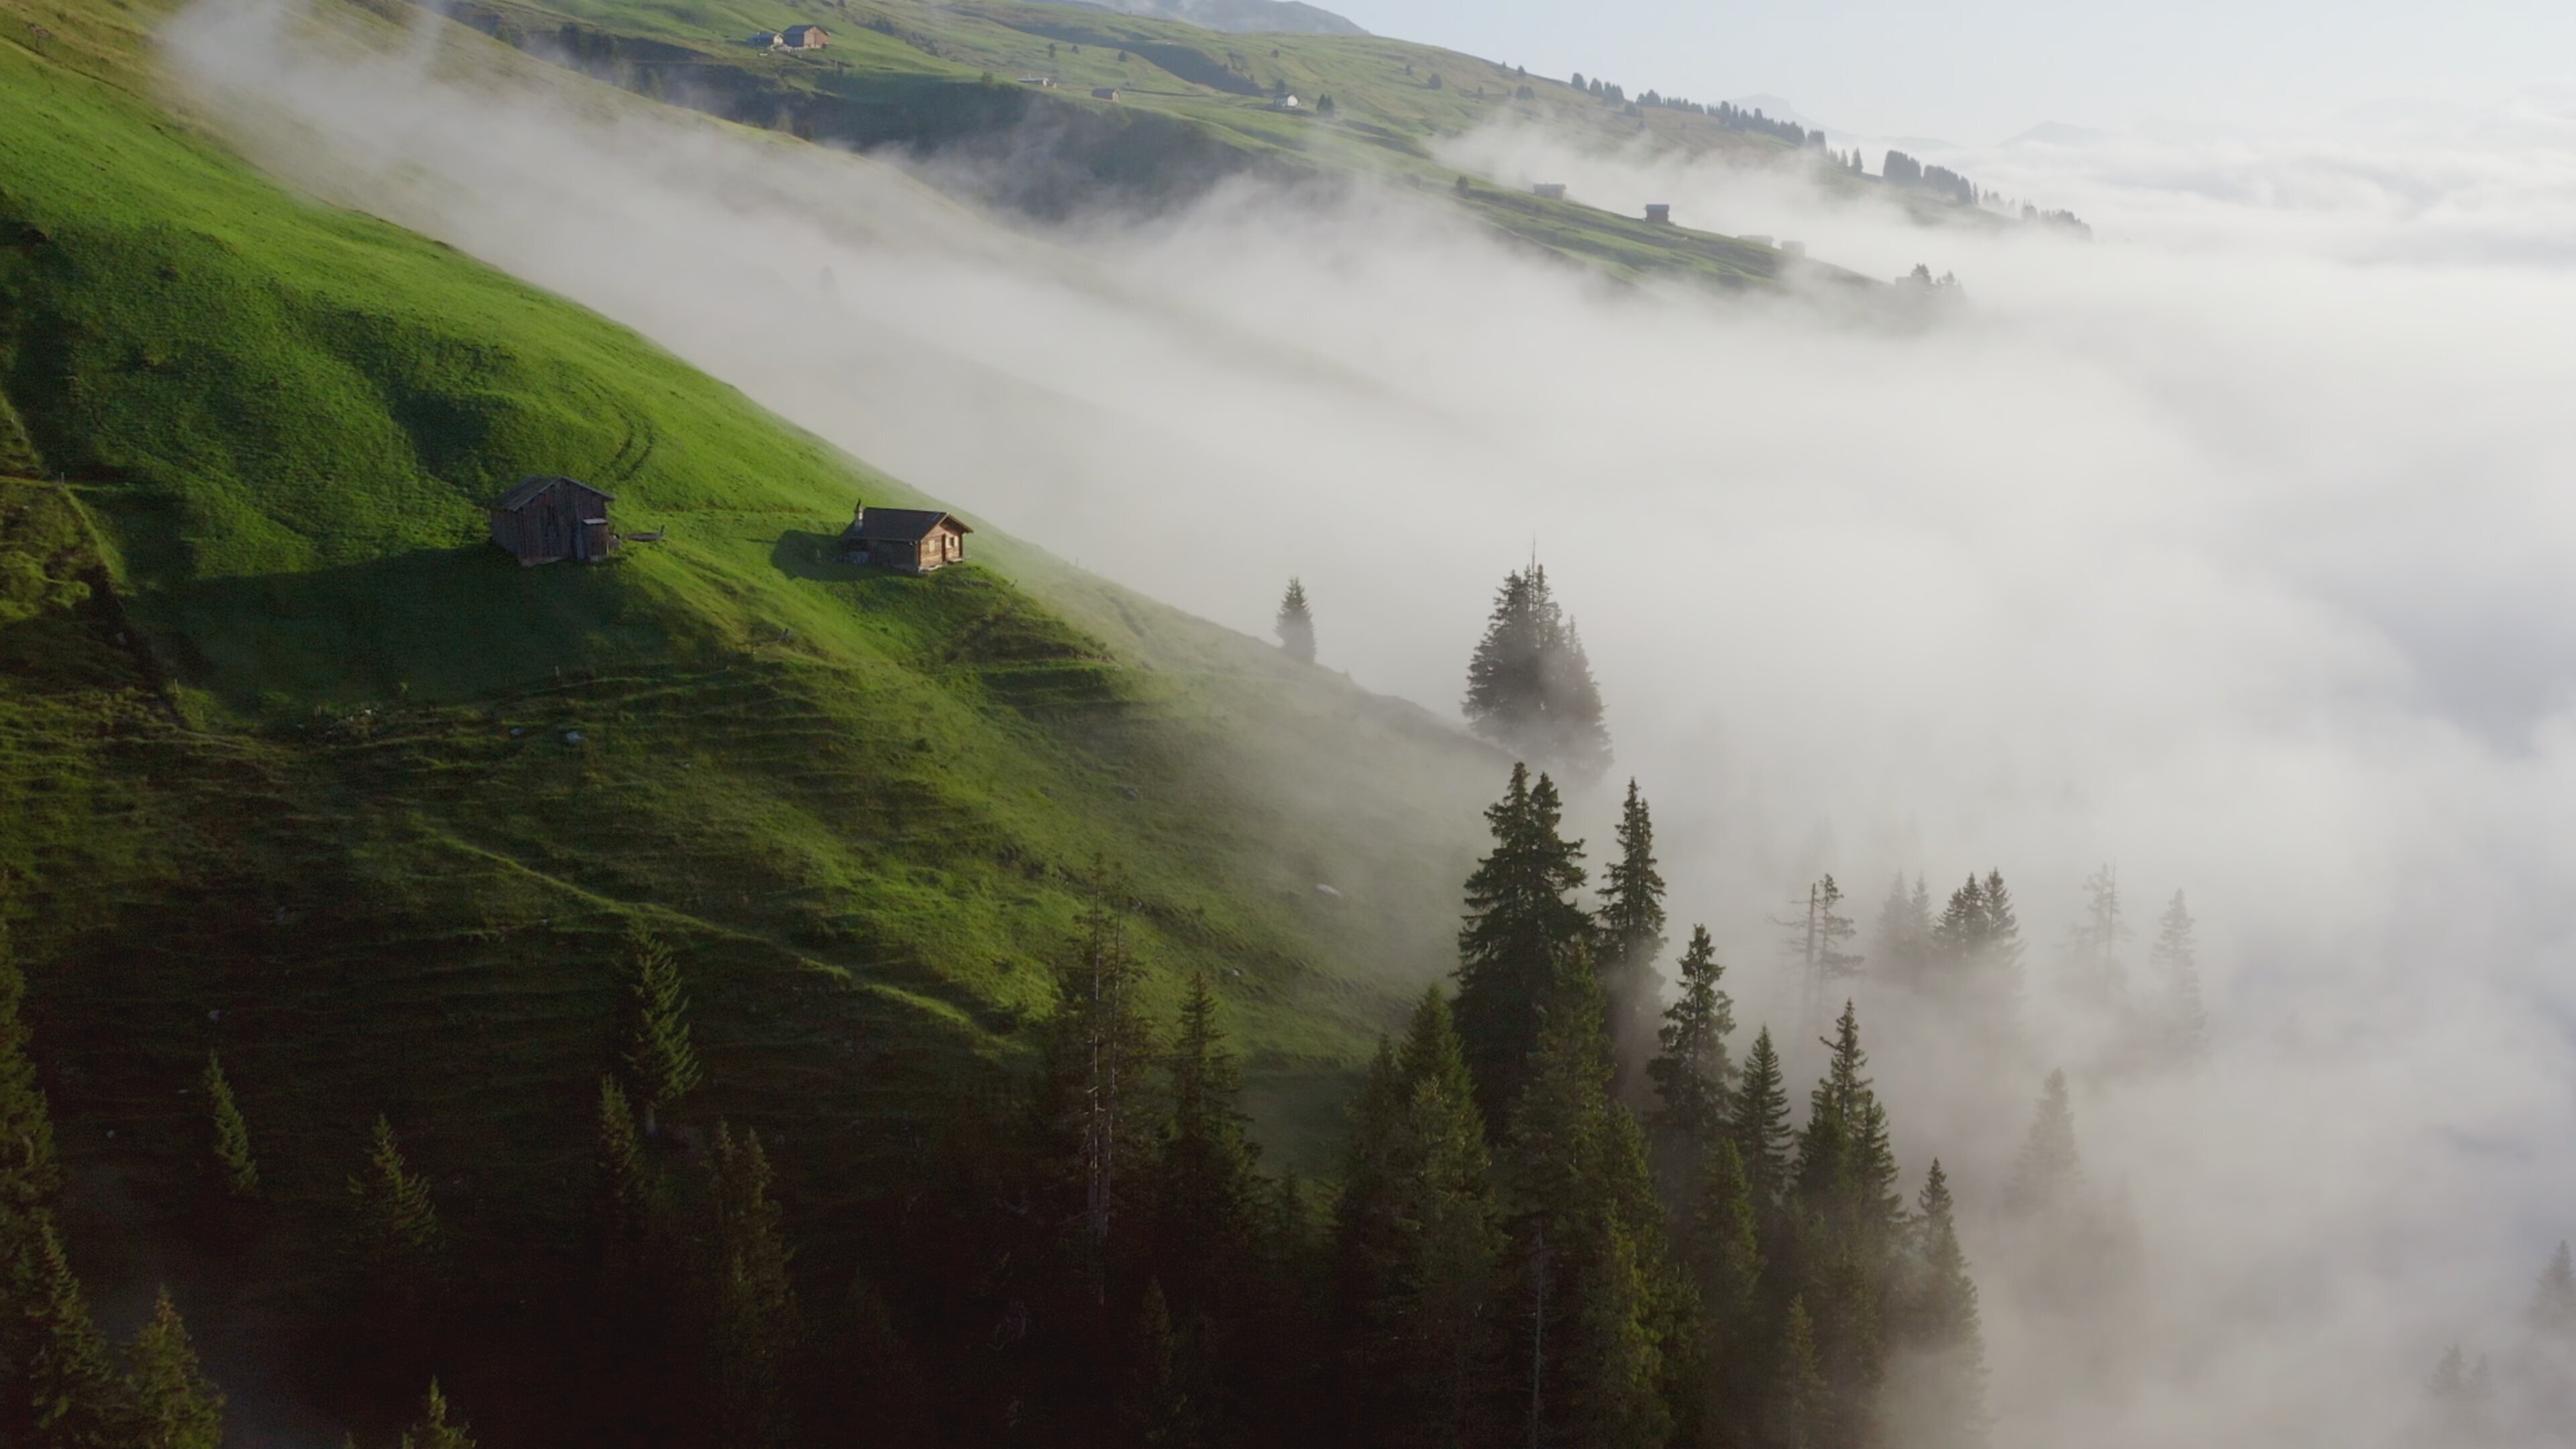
413,0 -> 1978,288
0,0 -> 1509,1348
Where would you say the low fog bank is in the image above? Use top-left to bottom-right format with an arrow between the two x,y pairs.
165,1 -> 2576,1442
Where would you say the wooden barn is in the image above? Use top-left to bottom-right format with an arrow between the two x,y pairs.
780,23 -> 827,48
841,502 -> 971,574
488,476 -> 618,566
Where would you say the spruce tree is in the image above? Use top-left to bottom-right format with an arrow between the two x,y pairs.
1982,871 -> 2025,990
1646,926 -> 1734,1201
1461,564 -> 1611,779
1598,780 -> 1670,1078
1675,1138 -> 1763,1442
1275,578 -> 1316,664
1794,1003 -> 1901,1251
2003,1071 -> 2082,1218
122,1289 -> 223,1449
395,1380 -> 476,1449
347,1116 -> 444,1311
19,1218 -> 123,1449
0,924 -> 63,1432
2064,865 -> 2130,1008
2534,1241 -> 2576,1338
1335,991 -> 1501,1446
1872,876 -> 1933,985
1454,764 -> 1591,1127
620,929 -> 703,1133
1156,973 -> 1258,1320
708,1124 -> 798,1449
1503,956 -> 1671,1449
1929,875 -> 1988,981
592,1075 -> 657,1285
201,1053 -> 258,1201
1774,1295 -> 1827,1449
1122,1281 -> 1204,1448
1727,1027 -> 1794,1214
1892,1162 -> 1986,1449
1042,890 -> 1158,1297
2147,890 -> 2208,1061
0,926 -> 60,1228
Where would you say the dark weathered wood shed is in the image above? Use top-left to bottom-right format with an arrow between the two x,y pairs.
489,476 -> 618,566
839,502 -> 971,574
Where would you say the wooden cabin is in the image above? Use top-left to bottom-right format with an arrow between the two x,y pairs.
1644,203 -> 1672,223
840,502 -> 971,574
780,23 -> 827,48
489,476 -> 617,566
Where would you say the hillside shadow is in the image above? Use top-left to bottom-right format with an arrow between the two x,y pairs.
767,527 -> 862,582
129,544 -> 680,706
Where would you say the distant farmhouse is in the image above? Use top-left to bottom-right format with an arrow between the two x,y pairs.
1532,182 -> 1567,200
749,24 -> 826,49
1644,203 -> 1672,223
1271,93 -> 1300,110
841,502 -> 971,574
490,476 -> 617,566
1092,86 -> 1120,101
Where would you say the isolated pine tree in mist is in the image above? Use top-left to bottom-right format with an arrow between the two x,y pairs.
2064,865 -> 2131,1008
1598,780 -> 1670,1083
2532,1242 -> 2576,1338
2003,1071 -> 2082,1218
1462,563 -> 1611,780
1275,578 -> 1316,664
2147,890 -> 2208,1061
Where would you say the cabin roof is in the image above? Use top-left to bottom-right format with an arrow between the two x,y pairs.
493,474 -> 615,511
843,508 -> 971,544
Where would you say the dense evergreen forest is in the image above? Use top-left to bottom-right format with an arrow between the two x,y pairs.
0,561 -> 2230,1448
0,753 -> 2000,1449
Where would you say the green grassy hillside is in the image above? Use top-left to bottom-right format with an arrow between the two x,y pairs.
415,0 -> 1964,287
0,0 -> 1508,1317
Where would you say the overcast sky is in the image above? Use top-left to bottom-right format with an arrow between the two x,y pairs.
1328,0 -> 2576,144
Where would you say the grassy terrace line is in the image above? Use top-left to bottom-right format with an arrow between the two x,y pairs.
0,0 -> 1511,1315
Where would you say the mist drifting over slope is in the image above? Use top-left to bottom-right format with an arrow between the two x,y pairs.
162,2 -> 2576,1442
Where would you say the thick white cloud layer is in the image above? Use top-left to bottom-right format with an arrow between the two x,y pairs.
162,3 -> 2576,1440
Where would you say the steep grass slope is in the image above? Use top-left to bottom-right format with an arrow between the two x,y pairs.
0,0 -> 1505,1313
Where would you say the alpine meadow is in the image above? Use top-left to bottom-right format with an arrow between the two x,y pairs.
7,0 -> 2576,1444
